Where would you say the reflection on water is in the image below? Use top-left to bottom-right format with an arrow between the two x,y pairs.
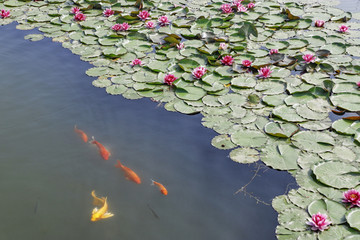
0,24 -> 295,240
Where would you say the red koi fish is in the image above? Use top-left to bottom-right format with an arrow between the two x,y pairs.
115,160 -> 141,184
91,136 -> 111,160
74,125 -> 88,142
151,180 -> 168,196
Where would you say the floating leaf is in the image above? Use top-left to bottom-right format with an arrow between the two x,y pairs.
175,87 -> 207,101
261,144 -> 300,171
332,119 -> 360,135
278,208 -> 308,232
346,209 -> 360,231
308,199 -> 347,224
211,134 -> 237,150
312,161 -> 360,189
273,105 -> 306,122
264,122 -> 298,138
231,130 -> 268,148
331,94 -> 360,112
229,147 -> 259,164
291,131 -> 335,153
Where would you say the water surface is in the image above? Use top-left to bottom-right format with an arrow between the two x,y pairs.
3,0 -> 359,237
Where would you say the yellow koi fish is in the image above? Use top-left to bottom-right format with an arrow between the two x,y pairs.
90,190 -> 114,222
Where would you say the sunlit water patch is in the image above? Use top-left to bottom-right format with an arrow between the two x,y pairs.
0,23 -> 294,240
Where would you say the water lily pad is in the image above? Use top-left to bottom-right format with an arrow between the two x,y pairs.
264,122 -> 298,138
106,85 -> 128,95
261,144 -> 300,171
312,161 -> 360,189
175,87 -> 207,101
273,105 -> 306,122
278,208 -> 308,232
231,130 -> 268,148
24,34 -> 44,41
346,209 -> 360,231
308,199 -> 347,224
211,134 -> 237,150
332,119 -> 360,135
331,93 -> 360,112
229,147 -> 259,164
291,131 -> 335,153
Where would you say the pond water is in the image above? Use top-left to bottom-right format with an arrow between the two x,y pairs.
0,23 -> 294,240
0,0 -> 358,239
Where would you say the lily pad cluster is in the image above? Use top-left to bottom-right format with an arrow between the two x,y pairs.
1,0 -> 360,238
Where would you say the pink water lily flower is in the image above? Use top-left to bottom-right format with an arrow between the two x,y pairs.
177,42 -> 185,50
221,4 -> 233,14
71,7 -> 81,14
236,5 -> 248,12
121,22 -> 130,31
247,3 -> 255,9
0,9 -> 10,19
74,12 -> 86,21
315,20 -> 325,27
257,67 -> 273,78
219,43 -> 228,50
339,25 -> 349,33
242,60 -> 252,67
192,67 -> 207,79
357,82 -> 360,88
269,49 -> 279,55
302,54 -> 316,63
146,21 -> 155,29
164,74 -> 177,85
221,55 -> 234,66
343,189 -> 360,208
138,10 -> 150,20
131,59 -> 142,66
112,23 -> 122,31
306,213 -> 331,232
112,23 -> 129,31
233,0 -> 243,5
103,8 -> 114,17
158,15 -> 169,26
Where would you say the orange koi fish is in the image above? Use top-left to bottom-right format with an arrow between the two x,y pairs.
115,160 -> 141,184
151,179 -> 168,196
74,125 -> 88,142
90,190 -> 114,222
91,136 -> 111,160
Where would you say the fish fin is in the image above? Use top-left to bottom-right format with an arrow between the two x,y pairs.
114,160 -> 122,168
150,179 -> 155,186
91,190 -> 105,206
101,212 -> 114,219
92,207 -> 99,214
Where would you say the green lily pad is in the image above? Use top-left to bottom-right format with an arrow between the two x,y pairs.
175,87 -> 207,101
346,209 -> 360,231
264,122 -> 298,138
308,199 -> 347,224
332,119 -> 360,135
229,147 -> 259,164
312,161 -> 360,189
231,130 -> 268,148
331,93 -> 360,112
291,131 -> 335,153
261,144 -> 300,171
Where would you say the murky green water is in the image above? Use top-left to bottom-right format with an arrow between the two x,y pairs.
0,0 -> 358,239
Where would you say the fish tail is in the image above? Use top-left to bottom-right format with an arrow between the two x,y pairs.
90,136 -> 95,143
150,179 -> 155,185
114,160 -> 122,168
